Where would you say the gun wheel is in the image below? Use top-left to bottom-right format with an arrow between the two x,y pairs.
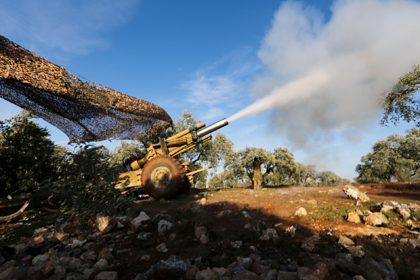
141,155 -> 185,199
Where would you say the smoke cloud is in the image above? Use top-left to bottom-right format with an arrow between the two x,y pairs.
228,0 -> 420,149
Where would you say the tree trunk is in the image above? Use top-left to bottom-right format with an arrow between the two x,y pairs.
253,160 -> 263,190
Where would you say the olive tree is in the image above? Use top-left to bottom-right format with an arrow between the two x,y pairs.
225,147 -> 276,190
0,110 -> 61,196
381,63 -> 420,126
355,128 -> 420,183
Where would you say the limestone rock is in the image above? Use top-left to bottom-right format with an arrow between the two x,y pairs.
285,226 -> 296,238
195,226 -> 207,238
0,267 -> 16,280
347,212 -> 361,224
212,267 -> 230,277
338,236 -> 354,247
242,211 -> 252,219
59,217 -> 81,235
156,243 -> 168,253
409,238 -> 420,249
140,254 -> 150,261
94,271 -> 118,280
360,257 -> 398,280
32,253 -> 50,265
137,232 -> 152,241
335,253 -> 365,276
230,241 -> 243,249
98,248 -> 115,262
396,205 -> 411,220
131,211 -> 151,232
94,259 -> 108,270
347,246 -> 365,258
96,214 -> 116,234
301,234 -> 320,252
294,207 -> 307,217
196,267 -> 219,280
143,257 -> 187,279
218,210 -> 232,217
237,257 -> 252,270
191,203 -> 204,213
307,199 -> 317,205
363,212 -> 389,226
115,216 -> 132,227
343,186 -> 370,202
158,220 -> 174,235
380,201 -> 399,213
200,234 -> 209,244
407,203 -> 420,212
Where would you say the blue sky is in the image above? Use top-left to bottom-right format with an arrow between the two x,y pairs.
1,0 -> 420,181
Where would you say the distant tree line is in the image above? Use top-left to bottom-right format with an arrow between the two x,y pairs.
355,63 -> 420,184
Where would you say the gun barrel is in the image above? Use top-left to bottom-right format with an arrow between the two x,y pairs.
197,118 -> 229,138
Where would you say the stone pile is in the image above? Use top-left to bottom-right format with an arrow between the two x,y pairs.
0,205 -> 413,280
345,200 -> 420,228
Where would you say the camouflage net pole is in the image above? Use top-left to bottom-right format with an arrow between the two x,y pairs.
0,35 -> 172,143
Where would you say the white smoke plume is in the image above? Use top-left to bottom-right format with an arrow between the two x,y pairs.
228,0 -> 420,149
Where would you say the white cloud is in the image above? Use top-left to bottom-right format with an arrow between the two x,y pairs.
0,0 -> 138,55
229,0 -> 420,151
181,75 -> 237,107
180,48 -> 260,120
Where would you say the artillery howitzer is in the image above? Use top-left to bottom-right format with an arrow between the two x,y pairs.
118,118 -> 229,199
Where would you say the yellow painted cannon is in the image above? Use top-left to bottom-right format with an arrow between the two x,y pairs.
118,119 -> 229,199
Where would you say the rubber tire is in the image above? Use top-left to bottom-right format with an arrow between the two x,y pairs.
141,155 -> 186,199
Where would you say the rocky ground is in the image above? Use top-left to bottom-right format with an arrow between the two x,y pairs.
1,183 -> 420,280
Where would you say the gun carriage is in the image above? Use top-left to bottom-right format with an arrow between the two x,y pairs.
118,119 -> 229,199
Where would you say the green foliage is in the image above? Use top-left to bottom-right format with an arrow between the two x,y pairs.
172,111 -> 234,170
317,171 -> 350,186
43,144 -> 131,218
110,141 -> 146,172
355,128 -> 420,183
381,63 -> 420,126
167,110 -> 234,186
296,163 -> 317,185
225,147 -> 276,189
0,110 -> 61,195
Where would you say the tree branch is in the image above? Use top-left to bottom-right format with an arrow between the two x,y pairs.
0,200 -> 30,222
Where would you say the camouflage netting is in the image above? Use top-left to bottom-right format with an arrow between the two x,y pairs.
0,35 -> 172,143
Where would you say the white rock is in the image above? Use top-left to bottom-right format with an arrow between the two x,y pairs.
343,186 -> 370,202
93,259 -> 108,270
195,226 -> 207,239
295,207 -> 307,216
364,212 -> 389,226
286,226 -> 296,238
158,220 -> 174,234
347,246 -> 365,258
140,254 -> 150,261
242,211 -> 252,219
32,253 -> 50,265
71,239 -> 86,249
156,243 -> 168,253
338,236 -> 355,247
96,214 -> 116,234
230,240 -> 242,249
131,211 -> 151,232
